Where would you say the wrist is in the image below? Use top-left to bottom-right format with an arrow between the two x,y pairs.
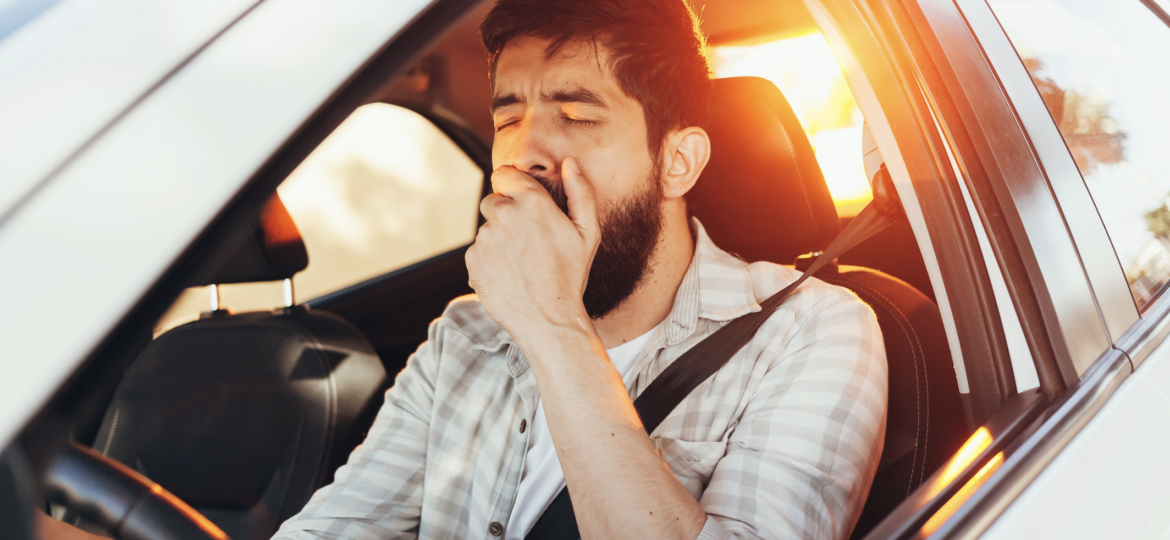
513,314 -> 604,370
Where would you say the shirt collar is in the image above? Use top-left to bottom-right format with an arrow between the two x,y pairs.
661,218 -> 761,345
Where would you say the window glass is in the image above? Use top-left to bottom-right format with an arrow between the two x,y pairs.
155,103 -> 482,334
986,0 -> 1170,310
711,32 -> 872,217
278,103 -> 482,298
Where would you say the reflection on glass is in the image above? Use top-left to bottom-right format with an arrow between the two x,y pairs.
920,452 -> 1005,536
935,427 -> 993,491
711,32 -> 873,217
154,104 -> 482,334
987,0 -> 1170,310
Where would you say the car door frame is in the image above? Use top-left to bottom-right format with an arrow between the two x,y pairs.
898,0 -> 1168,537
806,0 -> 1151,537
808,0 -> 1034,430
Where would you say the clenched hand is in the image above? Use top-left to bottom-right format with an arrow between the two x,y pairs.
465,156 -> 600,344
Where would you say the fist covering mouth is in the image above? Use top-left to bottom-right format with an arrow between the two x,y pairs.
534,165 -> 665,320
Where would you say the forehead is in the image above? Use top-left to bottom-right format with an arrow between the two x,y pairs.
493,37 -> 624,101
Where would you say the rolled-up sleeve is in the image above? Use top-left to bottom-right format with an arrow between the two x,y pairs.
273,319 -> 444,540
697,295 -> 888,540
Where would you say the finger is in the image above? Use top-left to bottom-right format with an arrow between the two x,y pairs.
479,193 -> 510,222
491,166 -> 543,197
561,156 -> 599,237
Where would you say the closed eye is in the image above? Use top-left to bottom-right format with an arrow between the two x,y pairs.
562,117 -> 596,127
494,119 -> 520,132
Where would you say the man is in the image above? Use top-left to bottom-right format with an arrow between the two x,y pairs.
38,0 -> 886,538
273,0 -> 887,537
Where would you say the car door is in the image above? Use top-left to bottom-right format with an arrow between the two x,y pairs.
804,0 -> 1170,535
956,1 -> 1170,537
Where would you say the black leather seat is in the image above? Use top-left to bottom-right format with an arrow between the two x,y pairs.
76,196 -> 387,540
691,77 -> 969,539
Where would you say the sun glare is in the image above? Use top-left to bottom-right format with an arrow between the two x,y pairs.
937,427 -> 993,490
921,452 -> 1005,536
712,32 -> 873,216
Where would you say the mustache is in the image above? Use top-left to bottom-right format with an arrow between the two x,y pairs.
532,173 -> 570,216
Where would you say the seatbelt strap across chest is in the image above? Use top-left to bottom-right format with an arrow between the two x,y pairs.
525,171 -> 902,540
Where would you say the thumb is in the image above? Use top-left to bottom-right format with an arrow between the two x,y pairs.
561,156 -> 599,237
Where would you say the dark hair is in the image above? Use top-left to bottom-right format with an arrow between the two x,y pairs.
481,0 -> 712,161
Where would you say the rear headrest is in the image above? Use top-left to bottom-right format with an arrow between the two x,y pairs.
192,194 -> 309,285
689,77 -> 840,264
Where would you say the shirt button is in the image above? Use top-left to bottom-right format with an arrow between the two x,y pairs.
519,419 -> 527,433
488,521 -> 504,536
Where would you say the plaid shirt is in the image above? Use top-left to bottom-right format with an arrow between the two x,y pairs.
274,220 -> 887,540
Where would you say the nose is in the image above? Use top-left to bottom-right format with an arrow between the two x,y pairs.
499,114 -> 558,179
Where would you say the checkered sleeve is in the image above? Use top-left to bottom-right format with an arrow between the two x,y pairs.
697,294 -> 888,539
272,318 -> 444,540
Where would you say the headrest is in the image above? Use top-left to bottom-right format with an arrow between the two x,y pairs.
689,77 -> 840,264
192,194 -> 309,285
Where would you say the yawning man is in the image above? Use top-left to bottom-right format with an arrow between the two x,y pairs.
280,0 -> 888,538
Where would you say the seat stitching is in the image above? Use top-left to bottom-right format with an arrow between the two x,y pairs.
101,408 -> 120,457
844,279 -> 930,491
834,276 -> 927,495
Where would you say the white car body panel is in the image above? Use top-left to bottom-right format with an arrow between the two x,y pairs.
0,0 -> 261,216
0,0 -> 434,450
983,340 -> 1170,538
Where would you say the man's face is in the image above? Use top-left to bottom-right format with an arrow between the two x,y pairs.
491,37 -> 664,319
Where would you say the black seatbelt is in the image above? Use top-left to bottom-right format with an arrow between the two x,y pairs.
525,172 -> 902,540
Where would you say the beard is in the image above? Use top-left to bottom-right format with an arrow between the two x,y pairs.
535,166 -> 665,320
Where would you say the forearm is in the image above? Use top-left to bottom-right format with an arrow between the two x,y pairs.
521,323 -> 706,540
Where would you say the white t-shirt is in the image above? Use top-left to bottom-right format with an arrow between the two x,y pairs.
504,325 -> 660,540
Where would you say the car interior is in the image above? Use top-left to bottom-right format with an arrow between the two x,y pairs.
12,1 -> 1031,539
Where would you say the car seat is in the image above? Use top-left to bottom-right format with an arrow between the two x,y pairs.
690,77 -> 969,539
71,195 -> 387,540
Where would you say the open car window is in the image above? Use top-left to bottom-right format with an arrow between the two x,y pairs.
154,103 -> 482,334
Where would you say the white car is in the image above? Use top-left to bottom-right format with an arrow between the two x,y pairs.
2,0 -> 1168,538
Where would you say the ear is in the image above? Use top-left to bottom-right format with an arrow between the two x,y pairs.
660,126 -> 711,200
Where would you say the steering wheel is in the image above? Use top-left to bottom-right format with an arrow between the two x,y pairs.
43,443 -> 227,540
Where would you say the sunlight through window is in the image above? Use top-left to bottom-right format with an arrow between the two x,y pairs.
712,32 -> 873,217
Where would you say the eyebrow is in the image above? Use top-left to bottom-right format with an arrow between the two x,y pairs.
546,88 -> 608,109
490,87 -> 609,114
490,93 -> 523,113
